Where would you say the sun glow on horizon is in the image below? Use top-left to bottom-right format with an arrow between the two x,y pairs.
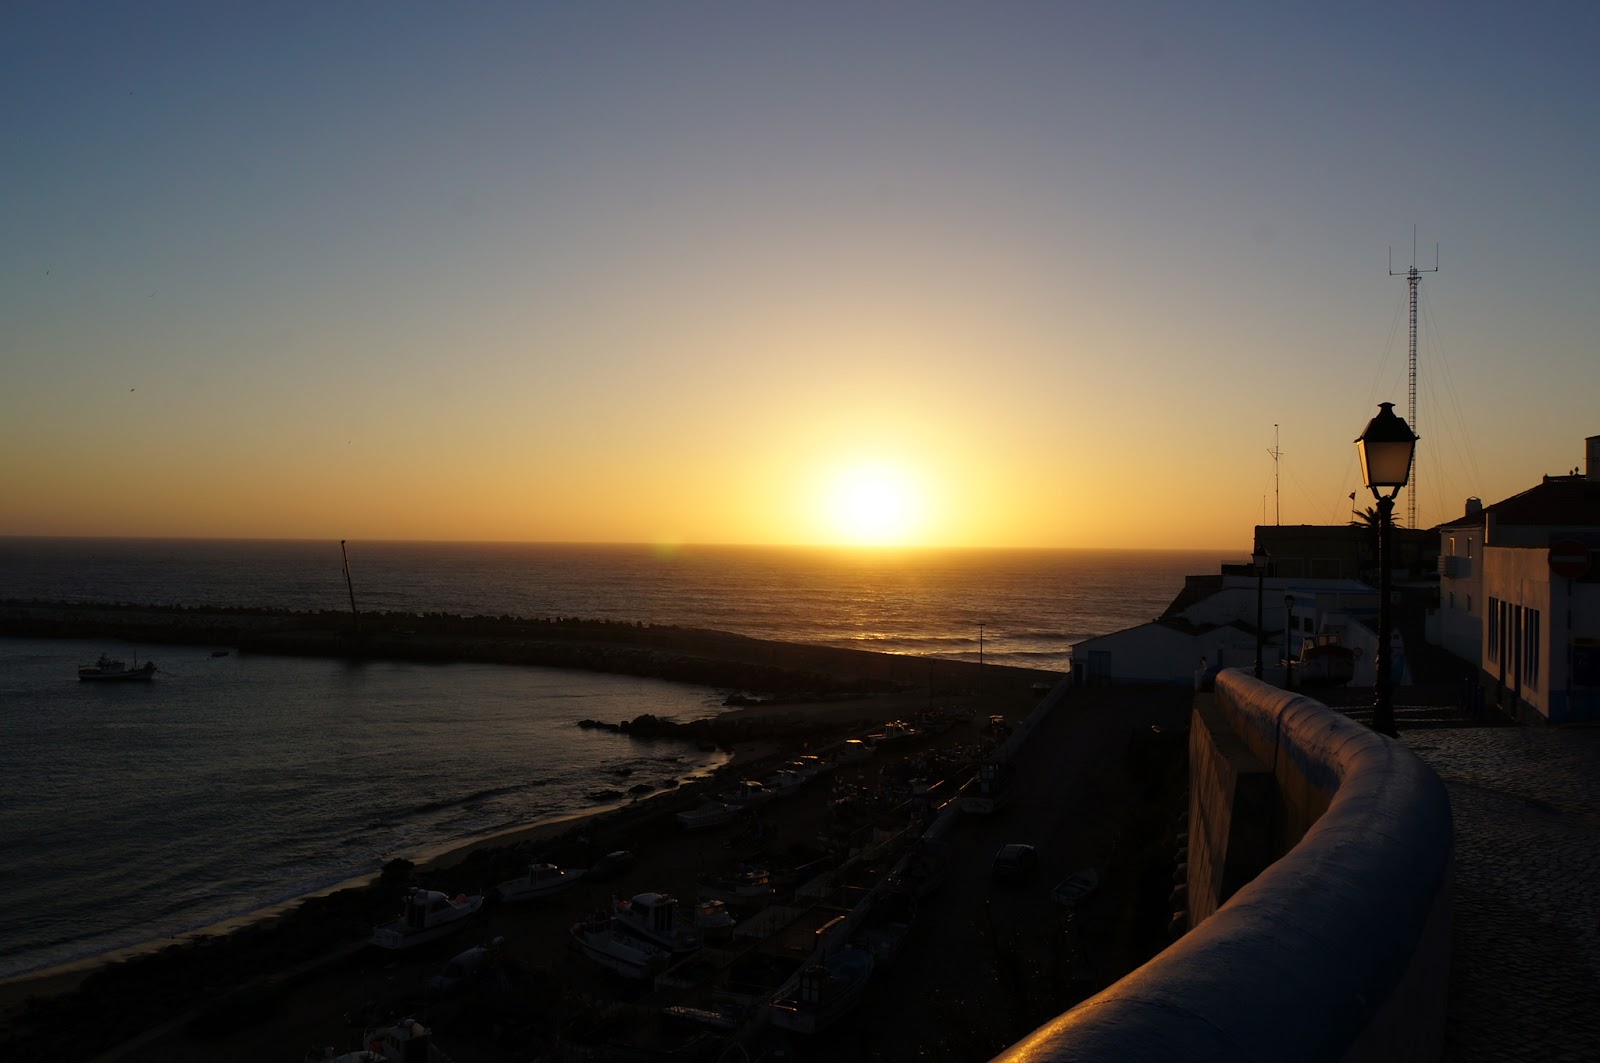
823,462 -> 925,546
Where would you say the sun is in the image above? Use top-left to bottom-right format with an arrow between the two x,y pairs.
825,463 -> 923,545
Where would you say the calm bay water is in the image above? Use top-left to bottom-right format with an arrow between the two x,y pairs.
0,539 -> 1221,979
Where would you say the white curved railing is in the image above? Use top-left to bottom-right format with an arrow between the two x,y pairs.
993,669 -> 1453,1063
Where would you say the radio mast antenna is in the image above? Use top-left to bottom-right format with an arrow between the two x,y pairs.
1389,228 -> 1438,528
1267,424 -> 1282,525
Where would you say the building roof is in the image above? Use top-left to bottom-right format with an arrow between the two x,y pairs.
1441,476 -> 1600,529
1071,616 -> 1253,649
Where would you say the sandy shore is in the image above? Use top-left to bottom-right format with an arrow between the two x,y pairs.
0,681 -> 1035,1060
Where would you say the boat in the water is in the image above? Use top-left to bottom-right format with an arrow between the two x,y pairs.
612,892 -> 704,956
370,888 -> 483,950
570,913 -> 675,979
769,945 -> 875,1034
78,654 -> 156,682
495,861 -> 581,903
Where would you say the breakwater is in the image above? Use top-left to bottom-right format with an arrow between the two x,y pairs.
0,600 -> 1058,699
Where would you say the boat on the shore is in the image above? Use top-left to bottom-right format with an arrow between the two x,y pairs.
369,888 -> 483,950
697,865 -> 775,904
834,738 -> 874,764
760,767 -> 809,799
716,780 -> 774,808
769,945 -> 875,1034
78,653 -> 156,681
570,913 -> 675,979
305,1017 -> 433,1062
676,801 -> 739,830
960,759 -> 1015,814
495,861 -> 581,903
612,892 -> 704,956
866,720 -> 918,745
694,899 -> 736,942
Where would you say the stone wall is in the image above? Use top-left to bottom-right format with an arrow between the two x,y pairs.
993,669 -> 1453,1063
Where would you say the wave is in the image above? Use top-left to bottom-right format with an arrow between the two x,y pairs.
401,780 -> 550,819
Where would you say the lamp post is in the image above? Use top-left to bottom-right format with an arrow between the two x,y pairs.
1355,402 -> 1418,737
1283,594 -> 1295,691
1252,548 -> 1268,678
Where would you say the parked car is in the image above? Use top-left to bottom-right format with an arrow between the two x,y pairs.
991,843 -> 1037,884
584,850 -> 636,881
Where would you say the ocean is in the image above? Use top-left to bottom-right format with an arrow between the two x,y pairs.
0,538 -> 1221,980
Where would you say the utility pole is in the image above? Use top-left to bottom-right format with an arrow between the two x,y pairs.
1390,229 -> 1438,529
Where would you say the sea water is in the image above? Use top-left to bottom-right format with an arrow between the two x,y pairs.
0,539 -> 1223,979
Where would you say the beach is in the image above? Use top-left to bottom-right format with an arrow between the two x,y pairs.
3,669 -> 1100,1062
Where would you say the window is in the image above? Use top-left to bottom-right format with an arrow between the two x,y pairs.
1523,610 -> 1541,690
1487,597 -> 1500,662
1449,591 -> 1456,609
1449,536 -> 1456,556
1467,538 -> 1473,559
1466,595 -> 1472,614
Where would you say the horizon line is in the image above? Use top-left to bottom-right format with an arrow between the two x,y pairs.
0,533 -> 1243,554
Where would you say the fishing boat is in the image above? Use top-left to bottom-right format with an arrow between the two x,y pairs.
834,739 -> 874,764
760,768 -> 808,799
769,945 -> 875,1034
612,892 -> 703,956
697,865 -> 775,904
959,759 -> 1015,814
570,913 -> 675,979
694,899 -> 736,942
716,780 -> 774,808
865,720 -> 918,745
676,801 -> 739,831
369,888 -> 483,950
495,861 -> 581,903
78,654 -> 156,682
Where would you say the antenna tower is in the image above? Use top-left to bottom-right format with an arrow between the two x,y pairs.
1389,229 -> 1438,528
1267,424 -> 1282,525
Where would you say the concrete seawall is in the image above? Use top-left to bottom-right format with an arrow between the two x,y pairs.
0,599 -> 1057,697
993,669 -> 1453,1063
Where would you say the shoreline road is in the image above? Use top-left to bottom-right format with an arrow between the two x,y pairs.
836,686 -> 1193,1062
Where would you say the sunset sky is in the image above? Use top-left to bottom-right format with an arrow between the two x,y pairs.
3,4 -> 1596,550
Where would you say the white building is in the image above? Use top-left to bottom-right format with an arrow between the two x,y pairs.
1434,434 -> 1600,723
1069,574 -> 1379,686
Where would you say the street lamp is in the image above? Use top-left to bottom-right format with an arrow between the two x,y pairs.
1252,547 -> 1268,678
1283,594 -> 1295,691
1355,402 -> 1418,737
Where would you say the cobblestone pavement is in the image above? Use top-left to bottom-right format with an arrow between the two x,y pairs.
1402,726 -> 1600,1061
